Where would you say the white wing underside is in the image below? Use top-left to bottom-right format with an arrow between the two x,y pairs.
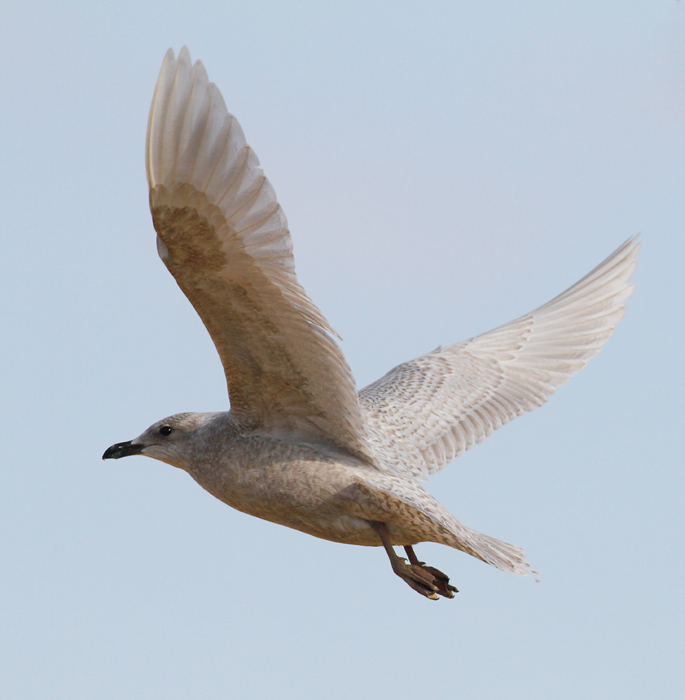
360,237 -> 640,480
146,47 -> 373,461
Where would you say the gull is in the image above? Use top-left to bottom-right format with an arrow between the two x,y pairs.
103,47 -> 639,600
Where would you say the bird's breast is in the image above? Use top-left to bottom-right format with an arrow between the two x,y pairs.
186,434 -> 384,544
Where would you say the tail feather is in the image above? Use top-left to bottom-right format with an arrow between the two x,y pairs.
451,526 -> 531,575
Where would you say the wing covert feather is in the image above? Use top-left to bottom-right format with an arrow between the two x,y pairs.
146,48 -> 373,460
360,238 -> 640,479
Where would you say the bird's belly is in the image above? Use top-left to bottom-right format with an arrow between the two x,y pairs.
187,438 -> 387,546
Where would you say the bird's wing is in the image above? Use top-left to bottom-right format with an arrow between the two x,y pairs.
360,237 -> 640,479
146,47 -> 373,461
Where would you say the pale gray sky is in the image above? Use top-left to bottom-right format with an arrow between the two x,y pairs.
1,2 -> 683,698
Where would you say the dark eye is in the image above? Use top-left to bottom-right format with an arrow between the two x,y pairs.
159,426 -> 173,436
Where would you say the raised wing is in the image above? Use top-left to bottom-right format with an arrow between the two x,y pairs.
360,237 -> 640,479
146,47 -> 373,460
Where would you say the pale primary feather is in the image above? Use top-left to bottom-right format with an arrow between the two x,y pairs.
360,237 -> 639,479
146,47 -> 374,462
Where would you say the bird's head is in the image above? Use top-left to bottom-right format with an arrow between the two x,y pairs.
102,412 -> 215,470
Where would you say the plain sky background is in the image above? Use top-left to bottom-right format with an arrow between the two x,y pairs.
1,1 -> 683,698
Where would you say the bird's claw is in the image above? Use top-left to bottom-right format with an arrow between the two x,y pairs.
395,558 -> 458,600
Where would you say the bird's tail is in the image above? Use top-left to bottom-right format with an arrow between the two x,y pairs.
401,487 -> 533,575
449,525 -> 531,575
350,475 -> 533,575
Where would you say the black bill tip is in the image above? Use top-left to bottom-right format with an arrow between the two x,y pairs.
102,440 -> 144,460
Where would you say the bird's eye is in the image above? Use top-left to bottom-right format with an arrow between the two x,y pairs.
159,426 -> 173,436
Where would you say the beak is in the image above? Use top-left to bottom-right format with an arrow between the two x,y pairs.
102,440 -> 145,460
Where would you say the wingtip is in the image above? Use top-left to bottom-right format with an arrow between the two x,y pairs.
619,235 -> 641,283
177,45 -> 192,67
190,56 -> 209,85
620,233 -> 642,261
631,235 -> 642,257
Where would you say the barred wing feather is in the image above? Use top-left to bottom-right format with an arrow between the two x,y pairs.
146,47 -> 373,460
360,237 -> 640,479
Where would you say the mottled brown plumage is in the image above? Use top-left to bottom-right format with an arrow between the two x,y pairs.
103,48 -> 638,599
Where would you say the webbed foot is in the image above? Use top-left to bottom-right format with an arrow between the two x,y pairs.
393,558 -> 457,599
370,522 -> 458,600
404,545 -> 458,598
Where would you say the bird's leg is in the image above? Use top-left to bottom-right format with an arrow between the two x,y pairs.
370,522 -> 457,600
404,545 -> 458,598
371,522 -> 437,599
404,545 -> 421,566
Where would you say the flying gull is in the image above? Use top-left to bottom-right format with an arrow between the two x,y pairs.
103,47 -> 639,599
